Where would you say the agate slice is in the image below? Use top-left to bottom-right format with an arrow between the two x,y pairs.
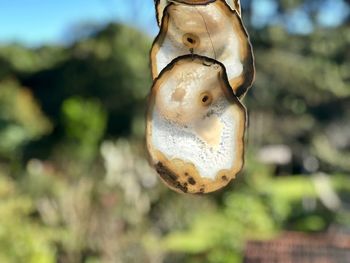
154,0 -> 241,25
146,55 -> 246,194
151,0 -> 254,98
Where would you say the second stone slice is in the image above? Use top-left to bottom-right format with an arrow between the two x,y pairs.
146,55 -> 246,194
151,0 -> 254,98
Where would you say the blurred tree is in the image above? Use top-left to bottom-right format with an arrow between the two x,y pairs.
0,79 -> 52,160
0,1 -> 348,263
0,173 -> 57,263
61,97 -> 107,161
22,24 -> 151,138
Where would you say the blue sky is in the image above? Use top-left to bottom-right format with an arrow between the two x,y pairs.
0,0 -> 348,46
0,0 -> 158,46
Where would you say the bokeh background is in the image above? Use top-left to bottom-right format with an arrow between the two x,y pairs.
0,0 -> 349,262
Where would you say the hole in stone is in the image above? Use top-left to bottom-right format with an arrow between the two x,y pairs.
182,33 -> 199,48
200,92 -> 212,106
187,37 -> 194,44
202,95 -> 209,103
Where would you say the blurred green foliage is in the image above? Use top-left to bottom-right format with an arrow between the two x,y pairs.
61,97 -> 107,160
0,174 -> 57,263
0,1 -> 349,262
0,79 -> 52,158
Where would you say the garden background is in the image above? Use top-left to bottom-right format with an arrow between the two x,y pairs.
0,0 -> 349,262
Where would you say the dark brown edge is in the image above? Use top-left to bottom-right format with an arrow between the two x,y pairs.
233,0 -> 241,16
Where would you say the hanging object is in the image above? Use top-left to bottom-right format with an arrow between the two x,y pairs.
151,0 -> 254,98
147,0 -> 254,194
146,55 -> 246,194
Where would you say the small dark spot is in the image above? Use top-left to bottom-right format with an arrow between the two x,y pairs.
187,37 -> 195,44
200,92 -> 212,106
202,95 -> 209,103
156,162 -> 187,193
222,175 -> 228,181
188,177 -> 196,185
184,182 -> 188,187
177,182 -> 188,193
182,33 -> 199,49
184,172 -> 189,177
